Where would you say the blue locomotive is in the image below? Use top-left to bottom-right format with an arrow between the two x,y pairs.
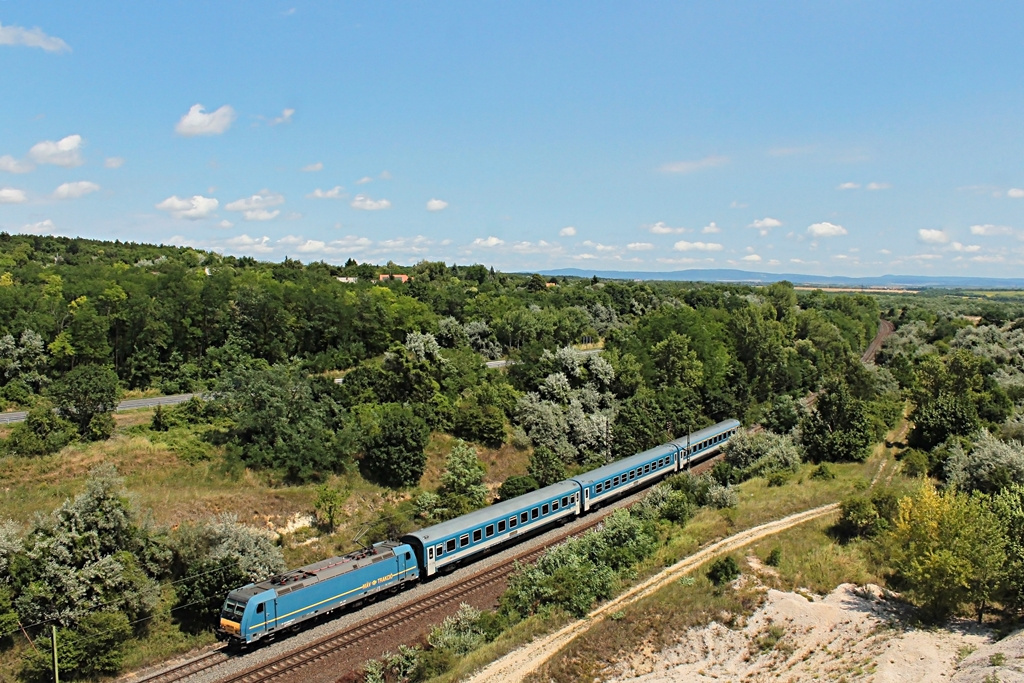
219,419 -> 739,644
219,540 -> 418,644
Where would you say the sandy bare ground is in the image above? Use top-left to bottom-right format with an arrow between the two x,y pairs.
609,582 -> 992,683
465,504 -> 839,683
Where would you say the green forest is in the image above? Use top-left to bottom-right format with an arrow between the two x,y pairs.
0,232 -> 1022,681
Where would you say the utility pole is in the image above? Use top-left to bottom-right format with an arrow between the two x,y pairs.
51,625 -> 59,683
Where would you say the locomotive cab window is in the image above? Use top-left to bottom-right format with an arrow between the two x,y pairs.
256,603 -> 264,614
498,520 -> 506,533
406,552 -> 411,561
473,529 -> 482,542
485,524 -> 494,537
446,539 -> 456,552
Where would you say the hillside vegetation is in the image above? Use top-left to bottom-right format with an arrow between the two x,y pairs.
0,233 -> 907,680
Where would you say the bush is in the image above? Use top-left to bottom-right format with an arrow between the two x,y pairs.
945,432 -> 1024,494
811,463 -> 836,480
4,400 -> 77,456
707,556 -> 740,586
901,449 -> 930,477
498,475 -> 539,500
47,363 -> 121,441
836,496 -> 881,540
361,403 -> 430,488
706,481 -> 738,509
767,471 -> 790,487
724,430 -> 802,481
766,547 -> 782,567
20,611 -> 132,682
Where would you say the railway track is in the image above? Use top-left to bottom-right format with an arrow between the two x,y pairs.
133,648 -> 229,683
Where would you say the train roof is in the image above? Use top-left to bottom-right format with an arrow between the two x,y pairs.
669,419 -> 741,451
571,441 -> 678,485
402,479 -> 579,545
227,540 -> 408,602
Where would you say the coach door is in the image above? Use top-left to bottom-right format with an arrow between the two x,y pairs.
426,545 -> 437,575
583,487 -> 590,512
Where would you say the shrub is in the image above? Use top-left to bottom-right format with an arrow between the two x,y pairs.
945,432 -> 1024,494
361,403 -> 430,488
4,400 -> 77,456
811,463 -> 836,480
724,430 -> 802,481
498,474 -> 539,500
767,471 -> 790,487
707,556 -> 740,586
766,547 -> 782,567
20,611 -> 133,682
706,481 -> 738,509
900,449 -> 930,478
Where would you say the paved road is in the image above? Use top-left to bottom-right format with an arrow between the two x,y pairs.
0,392 -> 198,425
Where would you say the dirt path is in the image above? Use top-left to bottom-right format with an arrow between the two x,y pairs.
465,503 -> 840,683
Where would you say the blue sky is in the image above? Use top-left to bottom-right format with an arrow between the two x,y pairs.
2,2 -> 1023,276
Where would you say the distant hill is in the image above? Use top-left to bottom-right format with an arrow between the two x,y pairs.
538,268 -> 1024,289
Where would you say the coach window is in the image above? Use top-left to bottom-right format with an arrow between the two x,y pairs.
552,500 -> 559,511
629,470 -> 636,480
486,524 -> 494,537
473,529 -> 482,542
528,508 -> 537,520
644,464 -> 651,474
596,483 -> 603,493
498,520 -> 506,533
562,497 -> 569,507
446,539 -> 456,553
509,516 -> 518,528
613,476 -> 619,486
520,512 -> 528,524
436,544 -> 443,556
605,480 -> 611,490
542,504 -> 549,515
459,534 -> 469,548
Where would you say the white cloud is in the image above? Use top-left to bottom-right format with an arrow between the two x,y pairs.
807,221 -> 848,237
866,182 -> 891,191
949,242 -> 981,253
879,249 -> 892,255
510,240 -> 561,254
673,240 -> 723,252
918,228 -> 949,244
355,176 -> 373,185
702,222 -> 720,234
0,155 -> 34,173
307,186 -> 346,199
627,242 -> 654,251
53,181 -> 100,199
241,209 -> 280,221
0,188 -> 28,204
742,254 -> 762,262
649,221 -> 686,234
659,155 -> 729,174
350,194 -> 391,210
379,171 -> 393,180
582,240 -> 616,252
426,198 -> 448,212
301,162 -> 323,172
572,253 -> 598,260
270,108 -> 294,125
837,182 -> 860,190
218,220 -> 234,228
332,235 -> 373,252
156,195 -> 219,220
226,190 -> 285,219
175,104 -> 236,137
1008,188 -> 1024,199
104,156 -> 125,169
18,219 -> 57,234
559,226 -> 577,237
29,134 -> 84,167
225,234 -> 274,254
970,224 -> 1013,236
748,217 -> 782,236
907,253 -> 943,261
0,22 -> 70,52
472,236 -> 504,248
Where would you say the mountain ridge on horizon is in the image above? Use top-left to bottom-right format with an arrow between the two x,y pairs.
536,267 -> 1024,289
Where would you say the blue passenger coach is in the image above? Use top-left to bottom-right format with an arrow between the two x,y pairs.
402,480 -> 580,577
219,540 -> 418,644
572,442 -> 679,513
672,419 -> 741,468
